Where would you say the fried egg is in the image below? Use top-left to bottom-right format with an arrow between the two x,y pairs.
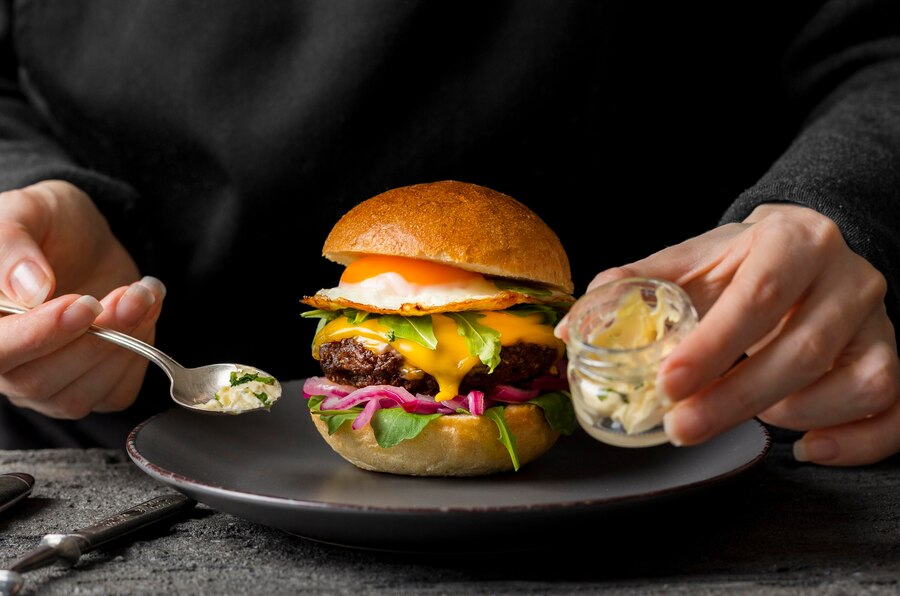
302,255 -> 568,315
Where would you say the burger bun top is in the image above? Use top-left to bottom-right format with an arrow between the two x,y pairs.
321,180 -> 574,295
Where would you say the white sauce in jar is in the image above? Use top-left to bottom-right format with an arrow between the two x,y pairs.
565,278 -> 698,447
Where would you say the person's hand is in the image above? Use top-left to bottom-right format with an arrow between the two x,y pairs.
559,203 -> 900,466
0,180 -> 165,418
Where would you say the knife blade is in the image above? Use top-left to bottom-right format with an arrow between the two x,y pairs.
0,492 -> 196,596
0,474 -> 33,515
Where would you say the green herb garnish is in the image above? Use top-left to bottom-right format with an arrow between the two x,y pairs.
230,371 -> 276,387
597,388 -> 628,403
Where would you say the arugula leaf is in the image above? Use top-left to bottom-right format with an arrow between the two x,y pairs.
493,279 -> 552,297
528,391 -> 576,435
344,309 -> 371,325
307,394 -> 325,410
484,406 -> 520,471
300,308 -> 338,322
308,395 -> 442,446
446,312 -> 501,372
300,309 -> 340,346
323,411 -> 360,434
308,396 -> 361,433
506,303 -> 568,326
300,308 -> 372,329
370,408 -> 442,448
379,315 -> 437,349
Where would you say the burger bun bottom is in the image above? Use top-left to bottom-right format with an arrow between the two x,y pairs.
310,403 -> 560,476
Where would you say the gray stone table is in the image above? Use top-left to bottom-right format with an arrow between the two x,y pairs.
0,432 -> 898,595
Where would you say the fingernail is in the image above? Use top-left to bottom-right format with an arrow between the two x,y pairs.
658,384 -> 673,409
60,295 -> 103,332
553,314 -> 569,340
663,405 -> 711,446
138,275 -> 166,299
118,282 -> 156,326
793,436 -> 839,463
10,260 -> 51,308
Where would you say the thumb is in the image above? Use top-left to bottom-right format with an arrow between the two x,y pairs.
0,187 -> 56,307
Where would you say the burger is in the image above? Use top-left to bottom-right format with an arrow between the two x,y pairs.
300,180 -> 576,476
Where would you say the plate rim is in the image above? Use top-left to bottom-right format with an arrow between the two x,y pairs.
125,400 -> 772,516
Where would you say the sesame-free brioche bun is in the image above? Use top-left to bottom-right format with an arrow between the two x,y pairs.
322,180 -> 574,294
310,404 -> 560,477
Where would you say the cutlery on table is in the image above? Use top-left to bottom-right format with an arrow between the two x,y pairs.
0,302 -> 281,414
0,493 -> 196,596
0,474 -> 33,516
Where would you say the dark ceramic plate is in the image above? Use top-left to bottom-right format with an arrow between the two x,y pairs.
126,379 -> 770,553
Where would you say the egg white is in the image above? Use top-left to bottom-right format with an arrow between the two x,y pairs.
316,272 -> 503,311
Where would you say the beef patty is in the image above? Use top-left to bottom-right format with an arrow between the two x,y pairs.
317,338 -> 560,396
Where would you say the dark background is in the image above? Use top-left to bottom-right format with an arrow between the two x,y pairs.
2,1 -> 829,446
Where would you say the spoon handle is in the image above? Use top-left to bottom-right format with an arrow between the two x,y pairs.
0,302 -> 183,375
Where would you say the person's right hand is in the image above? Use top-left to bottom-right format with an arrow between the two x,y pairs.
0,180 -> 165,419
557,204 -> 899,467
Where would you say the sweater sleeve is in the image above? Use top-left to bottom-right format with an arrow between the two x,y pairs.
0,3 -> 138,227
720,0 -> 900,325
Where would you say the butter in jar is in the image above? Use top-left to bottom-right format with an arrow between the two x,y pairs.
564,277 -> 698,447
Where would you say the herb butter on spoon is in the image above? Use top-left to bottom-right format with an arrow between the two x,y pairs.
0,301 -> 281,416
195,369 -> 283,413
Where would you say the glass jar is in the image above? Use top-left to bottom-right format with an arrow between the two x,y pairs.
565,277 -> 698,447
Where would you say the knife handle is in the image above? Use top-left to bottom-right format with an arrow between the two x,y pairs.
70,493 -> 197,551
0,473 -> 34,515
5,493 -> 196,576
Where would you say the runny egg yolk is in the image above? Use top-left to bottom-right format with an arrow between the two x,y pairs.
341,255 -> 484,285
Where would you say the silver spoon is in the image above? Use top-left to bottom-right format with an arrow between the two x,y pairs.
0,302 -> 281,415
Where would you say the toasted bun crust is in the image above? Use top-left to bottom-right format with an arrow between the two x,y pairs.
310,404 -> 560,476
322,180 -> 574,294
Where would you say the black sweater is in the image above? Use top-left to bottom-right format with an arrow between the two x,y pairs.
1,0 -> 898,447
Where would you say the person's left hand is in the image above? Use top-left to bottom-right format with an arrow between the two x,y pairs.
557,203 -> 900,466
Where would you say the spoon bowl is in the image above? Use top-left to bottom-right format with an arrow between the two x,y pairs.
0,302 -> 281,414
167,362 -> 283,413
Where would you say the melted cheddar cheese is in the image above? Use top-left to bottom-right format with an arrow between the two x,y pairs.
312,311 -> 564,401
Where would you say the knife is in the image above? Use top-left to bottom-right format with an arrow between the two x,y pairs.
0,492 -> 196,596
0,474 -> 34,515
